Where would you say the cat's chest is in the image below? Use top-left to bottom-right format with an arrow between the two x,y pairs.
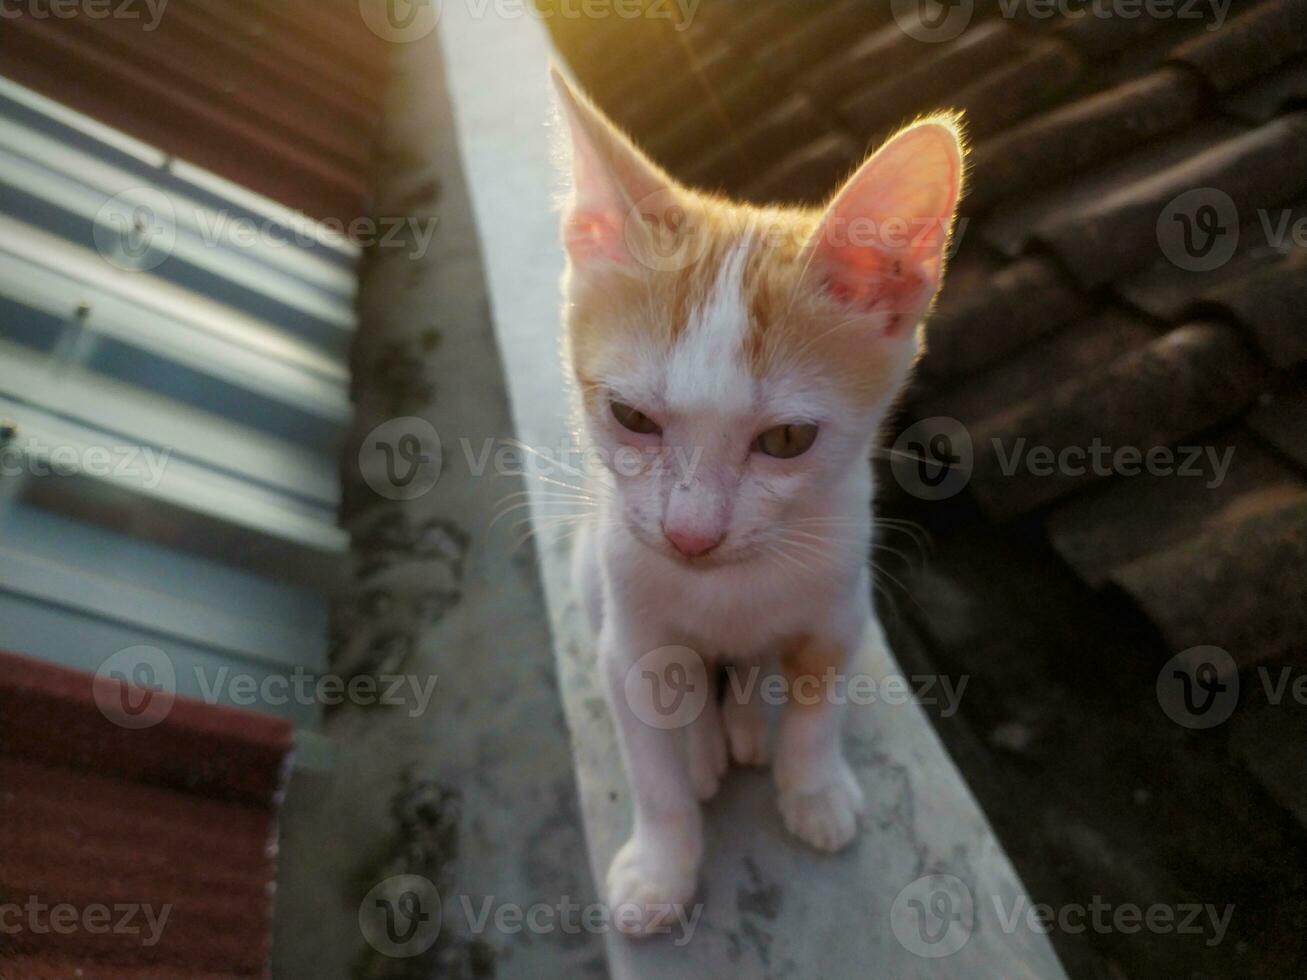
631,553 -> 821,659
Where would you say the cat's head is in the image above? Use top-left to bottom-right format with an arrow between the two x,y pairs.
553,69 -> 964,567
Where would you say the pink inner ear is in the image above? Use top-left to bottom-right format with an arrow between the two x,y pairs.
821,242 -> 928,337
564,209 -> 629,265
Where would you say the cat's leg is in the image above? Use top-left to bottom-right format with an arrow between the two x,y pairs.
600,620 -> 702,935
684,668 -> 726,800
722,659 -> 772,767
773,607 -> 870,853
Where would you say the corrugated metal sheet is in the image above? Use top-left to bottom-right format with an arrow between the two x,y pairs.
0,0 -> 387,221
0,70 -> 363,733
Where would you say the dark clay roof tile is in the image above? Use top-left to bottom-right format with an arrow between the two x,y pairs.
750,0 -> 890,81
967,322 -> 1268,518
1047,429 -> 1307,586
966,67 -> 1204,212
948,37 -> 1086,140
1169,0 -> 1307,93
1247,376 -> 1307,470
1204,248 -> 1307,368
1111,494 -> 1307,670
978,119 -> 1242,257
1033,113 -> 1307,287
1221,55 -> 1307,123
923,256 -> 1094,381
681,91 -> 831,191
920,309 -> 1158,428
795,19 -> 931,106
836,20 -> 1023,136
741,132 -> 859,206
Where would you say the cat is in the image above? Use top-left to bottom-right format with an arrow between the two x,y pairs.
552,68 -> 964,937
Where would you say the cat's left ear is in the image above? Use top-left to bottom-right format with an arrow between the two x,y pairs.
551,67 -> 675,269
810,116 -> 965,338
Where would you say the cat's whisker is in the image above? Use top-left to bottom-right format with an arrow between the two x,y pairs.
489,498 -> 597,530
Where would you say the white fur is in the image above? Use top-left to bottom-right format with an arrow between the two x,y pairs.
572,251 -> 894,935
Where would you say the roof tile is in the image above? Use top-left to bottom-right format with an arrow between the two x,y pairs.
967,322 -> 1267,518
1033,114 -> 1307,287
1111,495 -> 1307,670
837,21 -> 1023,136
1247,376 -> 1307,470
1047,429 -> 1307,586
923,256 -> 1093,382
1169,0 -> 1307,93
967,67 -> 1203,212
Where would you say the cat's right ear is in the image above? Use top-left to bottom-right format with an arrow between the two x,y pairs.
551,67 -> 673,269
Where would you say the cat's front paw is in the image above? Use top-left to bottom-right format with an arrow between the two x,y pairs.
606,837 -> 699,938
777,761 -> 866,853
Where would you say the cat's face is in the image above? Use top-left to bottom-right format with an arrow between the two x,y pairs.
554,70 -> 963,566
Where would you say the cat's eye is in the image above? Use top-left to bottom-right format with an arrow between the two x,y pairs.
754,423 -> 818,459
610,400 -> 661,435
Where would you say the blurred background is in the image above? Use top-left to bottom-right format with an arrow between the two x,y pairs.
0,1 -> 1304,978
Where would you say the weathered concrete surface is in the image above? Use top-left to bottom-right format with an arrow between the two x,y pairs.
272,30 -> 603,980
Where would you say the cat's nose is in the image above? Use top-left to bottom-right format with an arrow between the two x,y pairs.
664,528 -> 723,558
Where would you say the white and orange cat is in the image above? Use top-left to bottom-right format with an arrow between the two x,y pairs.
553,70 -> 964,936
